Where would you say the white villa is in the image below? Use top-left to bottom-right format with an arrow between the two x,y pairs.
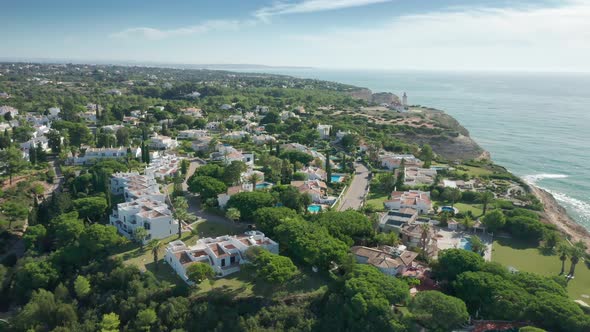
217,183 -> 253,208
191,136 -> 213,152
0,106 -> 18,118
379,153 -> 423,170
223,131 -> 248,140
384,190 -> 433,214
180,107 -> 203,118
178,129 -> 209,140
67,147 -> 141,165
109,172 -> 176,241
351,246 -> 419,277
290,179 -> 328,203
299,166 -> 327,181
252,134 -> 276,145
210,145 -> 254,166
317,124 -> 332,139
404,167 -> 437,186
150,134 -> 178,150
165,231 -> 279,281
145,154 -> 183,180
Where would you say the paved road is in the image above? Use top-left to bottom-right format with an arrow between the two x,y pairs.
338,163 -> 370,211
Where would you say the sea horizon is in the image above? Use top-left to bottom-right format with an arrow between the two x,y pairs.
234,68 -> 590,231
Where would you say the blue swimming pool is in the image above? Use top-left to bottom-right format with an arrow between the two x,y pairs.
331,174 -> 344,182
256,182 -> 272,189
308,205 -> 322,213
441,206 -> 455,213
459,238 -> 472,251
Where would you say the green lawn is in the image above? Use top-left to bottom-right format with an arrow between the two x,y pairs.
454,203 -> 484,217
492,237 -> 590,301
193,268 -> 328,300
366,192 -> 388,211
457,165 -> 494,177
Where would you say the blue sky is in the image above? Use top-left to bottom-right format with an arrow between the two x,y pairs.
1,0 -> 589,71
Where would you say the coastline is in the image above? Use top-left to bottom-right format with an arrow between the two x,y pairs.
529,184 -> 590,251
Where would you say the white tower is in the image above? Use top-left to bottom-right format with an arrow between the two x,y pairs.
402,92 -> 408,107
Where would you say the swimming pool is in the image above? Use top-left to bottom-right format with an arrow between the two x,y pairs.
256,182 -> 273,189
441,206 -> 455,213
331,174 -> 344,182
459,238 -> 472,251
308,204 -> 322,213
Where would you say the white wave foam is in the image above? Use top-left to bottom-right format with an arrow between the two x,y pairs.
543,188 -> 590,224
523,173 -> 568,184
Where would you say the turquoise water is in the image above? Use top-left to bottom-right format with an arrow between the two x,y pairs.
308,204 -> 321,213
331,174 -> 344,183
255,182 -> 272,189
460,238 -> 472,251
241,69 -> 590,231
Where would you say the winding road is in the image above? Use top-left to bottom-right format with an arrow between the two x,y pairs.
338,163 -> 370,211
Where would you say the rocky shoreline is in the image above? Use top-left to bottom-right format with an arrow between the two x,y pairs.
529,185 -> 590,251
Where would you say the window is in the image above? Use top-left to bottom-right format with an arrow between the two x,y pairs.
230,256 -> 236,264
221,258 -> 225,267
144,222 -> 151,230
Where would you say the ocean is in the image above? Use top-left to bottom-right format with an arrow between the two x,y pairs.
238,68 -> 590,230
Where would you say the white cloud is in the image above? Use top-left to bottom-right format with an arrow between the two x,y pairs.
111,0 -> 391,39
287,1 -> 590,70
110,19 -> 244,40
254,0 -> 391,20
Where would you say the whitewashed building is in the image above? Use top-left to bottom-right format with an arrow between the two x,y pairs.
317,124 -> 332,139
384,190 -> 432,214
67,147 -> 141,165
149,134 -> 178,150
177,129 -> 209,140
165,231 -> 279,281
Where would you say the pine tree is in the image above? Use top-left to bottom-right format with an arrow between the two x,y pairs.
326,150 -> 332,184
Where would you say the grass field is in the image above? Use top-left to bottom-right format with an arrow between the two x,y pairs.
492,237 -> 590,301
457,165 -> 494,177
454,203 -> 484,217
193,268 -> 328,300
366,192 -> 388,211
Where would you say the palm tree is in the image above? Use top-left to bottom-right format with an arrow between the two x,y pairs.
134,227 -> 148,250
148,240 -> 163,271
173,197 -> 196,238
568,241 -> 587,277
556,243 -> 570,275
225,207 -> 241,223
479,191 -> 494,215
248,173 -> 262,190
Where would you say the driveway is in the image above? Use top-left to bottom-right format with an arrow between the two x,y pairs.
338,162 -> 370,211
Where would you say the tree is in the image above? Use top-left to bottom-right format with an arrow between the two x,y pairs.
187,175 -> 227,199
135,308 -> 157,332
568,241 -> 587,277
2,200 -> 28,228
556,242 -> 570,275
100,313 -> 120,332
73,196 -> 108,222
134,227 -> 148,249
227,191 -> 276,221
542,231 -> 559,250
482,209 -> 506,233
53,212 -> 85,247
148,240 -> 163,271
315,211 -> 374,246
180,159 -> 189,175
23,224 -> 47,251
418,144 -> 434,168
325,150 -> 332,184
157,297 -> 190,330
409,291 -> 469,331
46,129 -> 62,153
479,191 -> 494,215
173,196 -> 196,238
248,172 -> 262,190
186,262 -> 215,284
245,247 -> 298,283
470,235 -> 486,256
73,275 -> 91,299
0,147 -> 29,184
519,327 -> 546,332
443,187 -> 462,207
434,249 -> 484,281
341,134 -> 360,153
115,127 -> 130,146
225,207 -> 241,222
222,161 -> 247,185
253,207 -> 300,237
